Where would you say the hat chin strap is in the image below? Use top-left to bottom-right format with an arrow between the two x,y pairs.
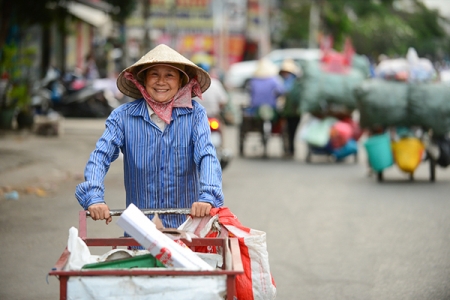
124,71 -> 203,124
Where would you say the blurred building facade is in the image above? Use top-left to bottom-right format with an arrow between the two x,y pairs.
6,0 -> 114,81
123,0 -> 276,74
3,0 -> 276,83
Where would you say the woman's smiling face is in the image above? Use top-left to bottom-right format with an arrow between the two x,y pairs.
144,65 -> 182,103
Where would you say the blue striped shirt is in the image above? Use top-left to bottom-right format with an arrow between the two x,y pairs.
75,99 -> 224,228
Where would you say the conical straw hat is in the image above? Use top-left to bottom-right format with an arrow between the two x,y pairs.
253,58 -> 279,78
279,59 -> 302,77
117,44 -> 211,99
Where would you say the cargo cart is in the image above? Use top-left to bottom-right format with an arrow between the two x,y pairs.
49,209 -> 244,300
365,129 -> 437,182
238,105 -> 286,158
305,141 -> 358,164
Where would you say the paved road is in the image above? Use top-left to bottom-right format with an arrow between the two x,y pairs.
1,117 -> 450,299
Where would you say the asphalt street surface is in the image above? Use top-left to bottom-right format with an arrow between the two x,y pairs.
1,116 -> 450,300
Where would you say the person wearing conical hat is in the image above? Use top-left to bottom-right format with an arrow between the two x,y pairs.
75,44 -> 224,229
279,59 -> 303,158
248,58 -> 285,110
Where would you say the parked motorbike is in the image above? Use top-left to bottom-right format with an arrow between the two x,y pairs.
31,68 -> 117,118
208,116 -> 232,170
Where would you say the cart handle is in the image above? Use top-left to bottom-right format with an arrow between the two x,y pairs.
79,208 -> 191,239
84,208 -> 191,217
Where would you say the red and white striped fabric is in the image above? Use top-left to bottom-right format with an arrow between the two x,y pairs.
179,207 -> 277,300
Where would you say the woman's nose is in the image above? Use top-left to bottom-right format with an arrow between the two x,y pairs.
155,76 -> 165,84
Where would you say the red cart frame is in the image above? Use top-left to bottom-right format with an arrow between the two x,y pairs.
49,210 -> 244,300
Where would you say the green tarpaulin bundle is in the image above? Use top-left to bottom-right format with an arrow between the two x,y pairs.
408,83 -> 450,136
299,60 -> 367,114
352,54 -> 372,78
354,79 -> 410,129
355,79 -> 450,135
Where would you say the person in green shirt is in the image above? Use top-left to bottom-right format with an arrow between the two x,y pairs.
279,59 -> 302,158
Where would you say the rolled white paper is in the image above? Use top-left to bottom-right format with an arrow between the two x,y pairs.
116,204 -> 213,270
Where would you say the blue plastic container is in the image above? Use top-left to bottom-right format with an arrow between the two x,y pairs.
364,133 -> 393,171
332,139 -> 358,160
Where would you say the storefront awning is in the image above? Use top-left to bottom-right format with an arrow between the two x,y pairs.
66,2 -> 113,35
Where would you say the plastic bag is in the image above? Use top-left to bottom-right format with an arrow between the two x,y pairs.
392,137 -> 424,173
329,121 -> 353,149
300,116 -> 337,147
178,207 -> 277,300
66,227 -> 99,270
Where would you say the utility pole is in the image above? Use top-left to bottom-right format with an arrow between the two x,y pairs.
308,0 -> 320,48
142,0 -> 151,51
216,0 -> 229,73
258,0 -> 271,57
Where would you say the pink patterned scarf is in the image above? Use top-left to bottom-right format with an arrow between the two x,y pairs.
124,71 -> 203,124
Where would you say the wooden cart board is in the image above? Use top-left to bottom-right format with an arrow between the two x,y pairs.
49,210 -> 243,300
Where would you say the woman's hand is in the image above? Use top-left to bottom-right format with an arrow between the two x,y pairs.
88,203 -> 112,224
190,202 -> 212,218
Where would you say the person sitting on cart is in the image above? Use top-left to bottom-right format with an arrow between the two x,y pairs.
75,44 -> 224,228
246,58 -> 285,118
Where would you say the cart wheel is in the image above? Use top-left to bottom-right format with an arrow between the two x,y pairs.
377,171 -> 383,182
239,140 -> 244,157
329,154 -> 338,163
262,136 -> 268,158
429,156 -> 436,182
238,126 -> 245,157
261,122 -> 271,158
353,152 -> 358,164
306,148 -> 312,163
282,123 -> 290,155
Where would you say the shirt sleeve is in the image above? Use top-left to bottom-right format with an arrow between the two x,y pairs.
192,106 -> 225,208
75,113 -> 123,210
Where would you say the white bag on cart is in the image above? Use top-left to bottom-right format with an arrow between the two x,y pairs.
179,207 -> 277,300
67,275 -> 226,300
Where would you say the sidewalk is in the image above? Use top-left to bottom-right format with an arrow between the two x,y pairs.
0,118 -> 107,199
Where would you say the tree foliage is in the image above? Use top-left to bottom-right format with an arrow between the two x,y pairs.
0,0 -> 63,50
278,0 -> 450,60
104,0 -> 137,22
